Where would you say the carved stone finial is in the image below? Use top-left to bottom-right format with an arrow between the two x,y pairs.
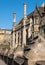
13,13 -> 16,23
41,2 -> 45,7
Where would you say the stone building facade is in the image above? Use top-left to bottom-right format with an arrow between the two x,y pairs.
0,28 -> 11,45
11,3 -> 45,65
12,3 -> 45,48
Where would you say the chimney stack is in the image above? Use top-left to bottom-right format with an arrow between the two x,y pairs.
24,3 -> 27,19
13,13 -> 16,23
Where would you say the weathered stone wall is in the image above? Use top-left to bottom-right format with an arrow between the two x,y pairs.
25,35 -> 45,65
0,29 -> 11,44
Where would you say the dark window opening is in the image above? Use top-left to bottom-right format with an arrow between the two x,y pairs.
15,34 -> 16,43
26,29 -> 28,45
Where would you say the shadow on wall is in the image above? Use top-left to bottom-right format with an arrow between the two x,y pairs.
35,60 -> 45,65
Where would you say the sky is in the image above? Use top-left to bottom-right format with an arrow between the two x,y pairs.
0,0 -> 45,29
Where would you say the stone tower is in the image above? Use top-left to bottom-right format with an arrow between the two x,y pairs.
12,13 -> 16,49
22,3 -> 27,47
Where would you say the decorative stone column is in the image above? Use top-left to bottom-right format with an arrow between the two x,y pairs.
22,26 -> 26,47
16,31 -> 18,47
12,31 -> 15,49
19,31 -> 21,46
22,3 -> 27,48
12,13 -> 16,49
28,18 -> 32,38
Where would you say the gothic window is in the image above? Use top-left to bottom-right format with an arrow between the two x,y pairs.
18,32 -> 19,43
15,34 -> 16,43
26,29 -> 28,45
19,32 -> 21,43
34,17 -> 39,24
21,30 -> 23,44
34,32 -> 38,37
18,32 -> 21,43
